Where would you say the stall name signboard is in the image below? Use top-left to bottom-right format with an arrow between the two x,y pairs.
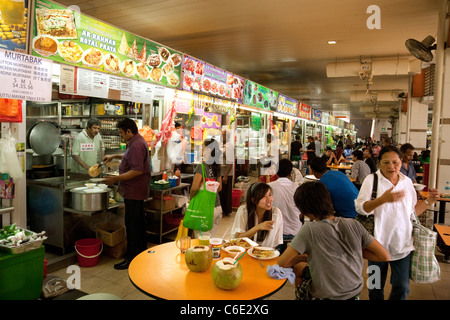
244,79 -> 278,111
277,94 -> 298,117
0,48 -> 52,101
32,0 -> 182,89
298,103 -> 311,120
182,54 -> 245,103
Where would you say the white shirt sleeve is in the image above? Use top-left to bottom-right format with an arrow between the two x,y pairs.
231,205 -> 248,238
354,173 -> 376,216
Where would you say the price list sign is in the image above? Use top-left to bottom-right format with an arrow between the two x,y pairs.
0,49 -> 52,102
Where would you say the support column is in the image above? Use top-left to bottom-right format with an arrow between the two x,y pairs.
408,99 -> 428,150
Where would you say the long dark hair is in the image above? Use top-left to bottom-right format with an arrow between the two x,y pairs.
246,182 -> 273,242
203,138 -> 221,179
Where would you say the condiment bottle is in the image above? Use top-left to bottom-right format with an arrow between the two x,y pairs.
162,171 -> 167,181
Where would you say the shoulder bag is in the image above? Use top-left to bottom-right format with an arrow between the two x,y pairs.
410,213 -> 440,283
355,173 -> 377,236
183,163 -> 216,232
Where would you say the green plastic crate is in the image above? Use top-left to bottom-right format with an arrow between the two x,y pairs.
150,181 -> 171,190
0,246 -> 45,300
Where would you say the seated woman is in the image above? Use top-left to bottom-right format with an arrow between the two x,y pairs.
231,182 -> 283,248
278,181 -> 389,300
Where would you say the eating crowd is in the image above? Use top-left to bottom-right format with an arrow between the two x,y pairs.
191,136 -> 440,300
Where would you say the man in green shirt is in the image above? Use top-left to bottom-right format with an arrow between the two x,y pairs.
71,118 -> 104,174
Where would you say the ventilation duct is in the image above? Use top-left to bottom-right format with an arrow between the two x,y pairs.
327,58 -> 421,77
359,106 -> 393,113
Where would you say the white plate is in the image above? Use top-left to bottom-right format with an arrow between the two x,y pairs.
247,246 -> 280,260
222,237 -> 258,250
90,178 -> 105,182
413,183 -> 426,191
305,175 -> 318,180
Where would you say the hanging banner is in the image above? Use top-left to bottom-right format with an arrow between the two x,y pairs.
298,103 -> 311,120
311,108 -> 322,122
321,112 -> 329,125
277,94 -> 298,117
244,79 -> 278,111
31,0 -> 182,88
329,115 -> 335,126
182,54 -> 244,103
0,48 -> 52,101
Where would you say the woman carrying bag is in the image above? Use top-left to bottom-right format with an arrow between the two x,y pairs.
354,146 -> 440,300
186,138 -> 223,238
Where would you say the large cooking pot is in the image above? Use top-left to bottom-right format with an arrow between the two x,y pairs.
70,187 -> 111,211
28,121 -> 61,155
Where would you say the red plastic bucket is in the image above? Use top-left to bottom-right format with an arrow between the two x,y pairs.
232,189 -> 243,208
75,238 -> 103,267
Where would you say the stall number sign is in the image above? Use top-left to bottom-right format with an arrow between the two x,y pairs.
80,143 -> 95,151
0,49 -> 53,102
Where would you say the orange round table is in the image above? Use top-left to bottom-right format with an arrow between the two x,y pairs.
128,240 -> 287,300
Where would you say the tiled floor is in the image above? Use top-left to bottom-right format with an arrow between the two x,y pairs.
47,208 -> 450,300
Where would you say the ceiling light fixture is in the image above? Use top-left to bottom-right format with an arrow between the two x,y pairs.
327,40 -> 337,45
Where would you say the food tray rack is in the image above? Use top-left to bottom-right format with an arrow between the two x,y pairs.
0,228 -> 47,254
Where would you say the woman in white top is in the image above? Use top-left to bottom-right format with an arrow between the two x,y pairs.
231,182 -> 283,248
354,146 -> 440,300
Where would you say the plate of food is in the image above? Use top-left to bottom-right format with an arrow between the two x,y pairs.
170,53 -> 182,67
158,47 -> 171,62
222,237 -> 258,250
58,40 -> 83,63
150,66 -> 163,83
121,59 -> 136,77
166,72 -> 180,87
147,53 -> 161,67
162,61 -> 174,76
33,35 -> 58,57
136,62 -> 150,80
103,53 -> 121,73
82,47 -> 104,68
248,246 -> 280,260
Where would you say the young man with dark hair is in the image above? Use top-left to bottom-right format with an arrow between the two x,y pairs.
310,157 -> 359,218
268,159 -> 303,253
103,118 -> 151,270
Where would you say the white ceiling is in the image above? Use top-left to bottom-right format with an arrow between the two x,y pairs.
55,0 -> 439,122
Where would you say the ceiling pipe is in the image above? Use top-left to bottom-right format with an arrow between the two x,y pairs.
326,58 -> 422,77
429,0 -> 447,190
406,75 -> 413,143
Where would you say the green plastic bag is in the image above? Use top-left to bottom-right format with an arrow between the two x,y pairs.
183,164 -> 216,231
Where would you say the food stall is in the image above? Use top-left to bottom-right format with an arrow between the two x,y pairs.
23,0 -> 184,253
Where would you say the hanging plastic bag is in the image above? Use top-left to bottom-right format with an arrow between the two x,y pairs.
0,99 -> 23,123
0,130 -> 23,180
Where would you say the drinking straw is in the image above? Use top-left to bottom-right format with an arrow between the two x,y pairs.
234,251 -> 246,264
198,222 -> 203,237
220,226 -> 230,241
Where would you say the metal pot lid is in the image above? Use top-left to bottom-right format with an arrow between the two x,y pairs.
70,187 -> 111,194
28,122 -> 61,155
